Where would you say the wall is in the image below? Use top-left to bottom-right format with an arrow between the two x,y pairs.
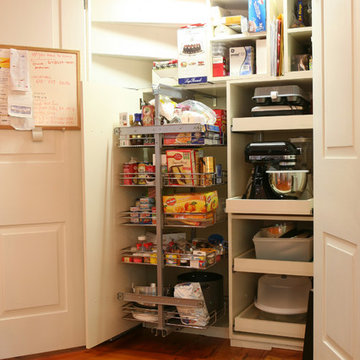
88,0 -> 208,89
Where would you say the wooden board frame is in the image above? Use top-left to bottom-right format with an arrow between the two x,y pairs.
0,44 -> 81,130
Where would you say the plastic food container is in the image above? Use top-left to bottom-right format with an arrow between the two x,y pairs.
255,275 -> 312,315
253,230 -> 313,261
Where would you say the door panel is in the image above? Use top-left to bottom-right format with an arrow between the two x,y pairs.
314,0 -> 360,359
0,131 -> 85,359
1,223 -> 65,313
324,234 -> 356,357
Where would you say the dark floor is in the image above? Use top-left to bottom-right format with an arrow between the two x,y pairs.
13,326 -> 303,360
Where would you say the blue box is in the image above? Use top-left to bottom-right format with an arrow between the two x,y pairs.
248,0 -> 266,32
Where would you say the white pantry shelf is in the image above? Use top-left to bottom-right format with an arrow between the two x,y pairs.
226,198 -> 314,216
232,114 -> 313,132
233,249 -> 313,276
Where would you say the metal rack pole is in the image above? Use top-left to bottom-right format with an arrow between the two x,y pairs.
154,90 -> 165,330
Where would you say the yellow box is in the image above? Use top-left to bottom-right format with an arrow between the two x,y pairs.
163,191 -> 218,214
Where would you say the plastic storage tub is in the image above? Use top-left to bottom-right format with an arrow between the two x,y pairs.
255,275 -> 312,315
253,230 -> 313,261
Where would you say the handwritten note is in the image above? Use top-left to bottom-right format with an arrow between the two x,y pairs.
10,49 -> 31,91
29,51 -> 78,127
0,49 -> 10,116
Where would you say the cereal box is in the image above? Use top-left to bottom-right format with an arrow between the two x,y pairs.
162,191 -> 218,214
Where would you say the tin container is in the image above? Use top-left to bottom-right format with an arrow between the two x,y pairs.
123,162 -> 138,185
137,162 -> 147,185
201,156 -> 215,186
145,164 -> 156,185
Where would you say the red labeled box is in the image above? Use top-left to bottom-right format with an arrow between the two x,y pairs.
213,109 -> 227,143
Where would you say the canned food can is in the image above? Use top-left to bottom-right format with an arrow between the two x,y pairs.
137,162 -> 147,185
124,161 -> 138,185
145,164 -> 155,185
123,163 -> 132,185
201,156 -> 215,186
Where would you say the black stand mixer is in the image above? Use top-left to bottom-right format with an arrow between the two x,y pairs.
242,141 -> 303,199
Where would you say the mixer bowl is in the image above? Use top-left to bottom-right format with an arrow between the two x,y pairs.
266,170 -> 308,198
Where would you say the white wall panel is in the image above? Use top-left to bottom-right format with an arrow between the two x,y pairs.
0,0 -> 59,47
91,55 -> 153,89
92,23 -> 178,60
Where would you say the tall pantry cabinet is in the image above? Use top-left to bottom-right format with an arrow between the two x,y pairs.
83,0 -> 313,352
218,0 -> 313,351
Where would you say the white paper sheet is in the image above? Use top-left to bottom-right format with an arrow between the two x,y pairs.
8,91 -> 33,118
10,48 -> 31,92
9,116 -> 34,130
0,49 -> 10,115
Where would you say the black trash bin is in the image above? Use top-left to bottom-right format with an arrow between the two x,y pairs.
177,272 -> 224,313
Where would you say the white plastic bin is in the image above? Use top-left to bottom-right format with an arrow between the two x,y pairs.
253,230 -> 313,261
255,275 -> 312,315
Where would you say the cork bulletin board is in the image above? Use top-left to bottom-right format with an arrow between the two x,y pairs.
0,45 -> 80,130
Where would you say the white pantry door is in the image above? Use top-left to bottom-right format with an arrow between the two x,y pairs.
314,0 -> 360,359
82,82 -> 149,348
0,130 -> 85,359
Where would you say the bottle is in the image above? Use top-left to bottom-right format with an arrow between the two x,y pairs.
130,113 -> 143,145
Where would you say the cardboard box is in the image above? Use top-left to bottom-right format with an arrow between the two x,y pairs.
213,109 -> 227,141
248,0 -> 266,33
221,15 -> 248,33
230,46 -> 255,76
163,125 -> 221,145
178,24 -> 209,85
163,191 -> 218,214
152,60 -> 178,86
166,149 -> 197,186
256,39 -> 267,74
167,212 -> 215,227
212,56 -> 228,77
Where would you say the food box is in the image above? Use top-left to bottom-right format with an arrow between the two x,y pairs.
166,149 -> 197,186
220,15 -> 248,33
152,59 -> 178,86
163,125 -> 221,145
163,191 -> 218,214
192,248 -> 216,267
165,212 -> 215,226
139,211 -> 152,224
177,24 -> 209,85
213,109 -> 226,141
248,0 -> 266,33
